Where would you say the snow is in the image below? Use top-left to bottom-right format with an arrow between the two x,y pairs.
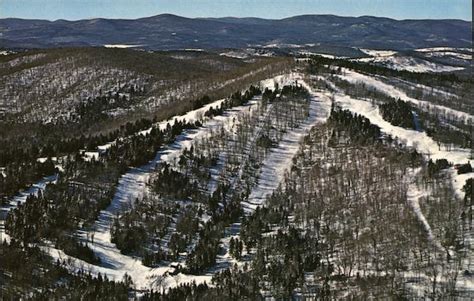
392,77 -> 459,99
219,48 -> 277,59
44,244 -> 212,292
334,92 -> 471,164
103,44 -> 143,48
356,48 -> 466,72
356,55 -> 464,73
328,75 -> 473,293
206,75 -> 305,197
298,51 -> 337,59
336,68 -> 473,122
220,51 -> 249,59
330,82 -> 473,203
74,102 -> 260,290
244,78 -> 332,211
263,43 -> 303,49
405,169 -> 473,295
202,74 -> 333,278
49,72 -> 305,290
416,47 -> 472,53
83,151 -> 100,161
327,69 -> 473,185
5,66 -> 471,293
37,157 -> 48,163
423,51 -> 472,61
406,171 -> 446,254
98,143 -> 113,152
0,174 -> 58,240
359,49 -> 397,57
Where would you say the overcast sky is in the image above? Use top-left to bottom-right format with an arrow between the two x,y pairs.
0,0 -> 471,21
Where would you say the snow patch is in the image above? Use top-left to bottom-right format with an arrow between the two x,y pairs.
356,55 -> 464,73
103,44 -> 143,48
359,48 -> 397,57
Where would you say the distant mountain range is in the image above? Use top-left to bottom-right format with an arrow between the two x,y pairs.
0,14 -> 471,50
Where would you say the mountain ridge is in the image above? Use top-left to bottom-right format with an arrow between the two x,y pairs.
0,14 -> 471,50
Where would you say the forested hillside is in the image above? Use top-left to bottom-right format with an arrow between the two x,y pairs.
0,47 -> 292,205
0,46 -> 472,299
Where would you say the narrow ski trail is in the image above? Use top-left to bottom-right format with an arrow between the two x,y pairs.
244,80 -> 333,211
406,169 -> 445,254
212,77 -> 333,274
0,174 -> 59,241
335,68 -> 473,122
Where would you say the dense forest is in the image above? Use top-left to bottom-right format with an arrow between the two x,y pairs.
379,99 -> 417,129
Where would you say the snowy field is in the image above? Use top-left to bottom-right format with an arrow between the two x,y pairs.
356,48 -> 467,73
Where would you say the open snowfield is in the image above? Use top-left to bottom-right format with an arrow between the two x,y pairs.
356,48 -> 467,73
357,55 -> 465,73
103,44 -> 144,48
359,49 -> 397,57
298,51 -> 341,59
415,47 -> 472,53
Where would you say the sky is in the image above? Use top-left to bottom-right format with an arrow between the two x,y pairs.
0,0 -> 471,21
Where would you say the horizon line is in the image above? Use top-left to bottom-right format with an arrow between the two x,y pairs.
1,12 -> 471,23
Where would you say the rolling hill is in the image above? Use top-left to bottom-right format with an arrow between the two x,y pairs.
0,14 -> 471,50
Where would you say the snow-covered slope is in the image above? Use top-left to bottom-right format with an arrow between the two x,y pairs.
44,72 -> 307,291
245,80 -> 332,210
328,85 -> 473,294
359,49 -> 397,57
358,55 -> 464,72
0,174 -> 58,241
336,68 -> 473,122
333,91 -> 471,166
356,48 -> 467,73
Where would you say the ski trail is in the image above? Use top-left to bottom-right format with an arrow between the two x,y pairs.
72,101 -> 262,289
244,79 -> 332,211
205,74 -> 298,195
0,174 -> 58,241
335,68 -> 473,122
212,78 -> 333,274
391,77 -> 459,99
329,78 -> 474,294
406,171 -> 445,254
44,73 -> 302,290
330,89 -> 473,193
